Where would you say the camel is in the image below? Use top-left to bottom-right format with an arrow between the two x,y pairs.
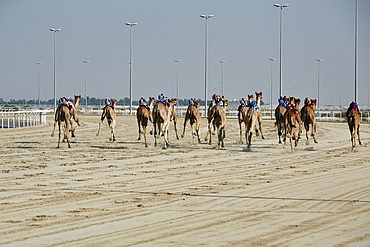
206,99 -> 228,149
204,100 -> 217,142
96,99 -> 117,142
56,105 -> 71,148
255,92 -> 265,140
237,94 -> 253,144
51,95 -> 81,138
346,102 -> 362,149
275,97 -> 288,144
169,103 -> 180,141
244,92 -> 263,149
181,101 -> 201,144
283,98 -> 302,151
136,97 -> 155,147
151,98 -> 177,149
301,98 -> 318,145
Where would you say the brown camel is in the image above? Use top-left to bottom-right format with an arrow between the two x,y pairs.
204,100 -> 217,142
57,105 -> 71,148
275,97 -> 288,144
169,102 -> 180,141
244,92 -> 264,149
346,102 -> 362,149
284,98 -> 302,151
181,101 -> 201,144
151,99 -> 177,149
51,95 -> 81,138
255,92 -> 265,140
136,97 -> 155,147
96,99 -> 117,142
301,99 -> 318,145
237,94 -> 253,144
206,99 -> 228,149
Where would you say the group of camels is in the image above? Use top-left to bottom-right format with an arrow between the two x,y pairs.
51,93 -> 362,151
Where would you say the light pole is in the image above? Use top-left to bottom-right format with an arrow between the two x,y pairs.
339,81 -> 343,109
83,60 -> 89,110
316,58 -> 323,110
273,4 -> 289,97
174,59 -> 181,100
367,81 -> 370,110
199,14 -> 214,116
355,0 -> 358,103
49,28 -> 61,111
269,58 -> 276,118
36,62 -> 42,106
219,60 -> 226,96
124,22 -> 138,115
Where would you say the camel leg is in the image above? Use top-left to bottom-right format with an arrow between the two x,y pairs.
258,117 -> 265,140
181,117 -> 188,138
196,120 -> 201,144
173,119 -> 180,140
109,120 -> 116,142
137,119 -> 142,140
70,116 -> 80,137
143,125 -> 148,148
239,121 -> 243,144
305,124 -> 310,145
96,119 -> 103,136
51,120 -> 57,137
357,125 -> 362,145
57,122 -> 62,148
207,123 -> 212,145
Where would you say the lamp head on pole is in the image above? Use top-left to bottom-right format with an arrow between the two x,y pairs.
124,22 -> 138,26
83,60 -> 89,63
199,14 -> 214,19
274,4 -> 290,8
49,28 -> 61,32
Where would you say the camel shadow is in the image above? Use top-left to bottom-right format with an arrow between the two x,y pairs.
90,145 -> 127,150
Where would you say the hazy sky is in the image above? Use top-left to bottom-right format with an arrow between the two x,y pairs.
1,0 -> 369,106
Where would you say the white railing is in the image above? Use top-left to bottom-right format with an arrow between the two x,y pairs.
0,110 -> 49,129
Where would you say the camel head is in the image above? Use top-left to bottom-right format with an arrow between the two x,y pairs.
294,98 -> 301,109
149,97 -> 155,104
288,97 -> 295,105
311,99 -> 317,106
111,99 -> 117,106
223,99 -> 229,107
169,98 -> 177,106
255,92 -> 263,99
195,101 -> 200,107
247,94 -> 253,101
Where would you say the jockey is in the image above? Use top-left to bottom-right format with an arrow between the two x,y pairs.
240,98 -> 246,107
278,96 -> 287,108
304,97 -> 310,107
349,101 -> 360,114
105,98 -> 111,106
58,97 -> 73,109
139,97 -> 149,110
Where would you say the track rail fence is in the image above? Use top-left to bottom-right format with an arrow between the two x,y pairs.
0,110 -> 49,129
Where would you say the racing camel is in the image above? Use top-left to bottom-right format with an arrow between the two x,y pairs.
346,102 -> 362,149
151,98 -> 177,149
275,96 -> 288,144
56,105 -> 71,148
181,100 -> 201,144
51,95 -> 81,138
96,99 -> 117,142
237,94 -> 253,144
255,92 -> 265,140
136,97 -> 155,147
284,98 -> 302,151
206,99 -> 228,149
244,92 -> 263,149
301,98 -> 318,145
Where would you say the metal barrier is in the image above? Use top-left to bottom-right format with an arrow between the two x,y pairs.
0,110 -> 49,129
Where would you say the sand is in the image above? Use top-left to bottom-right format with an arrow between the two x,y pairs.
1,113 -> 369,246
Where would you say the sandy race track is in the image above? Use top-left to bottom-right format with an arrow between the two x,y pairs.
1,113 -> 370,246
